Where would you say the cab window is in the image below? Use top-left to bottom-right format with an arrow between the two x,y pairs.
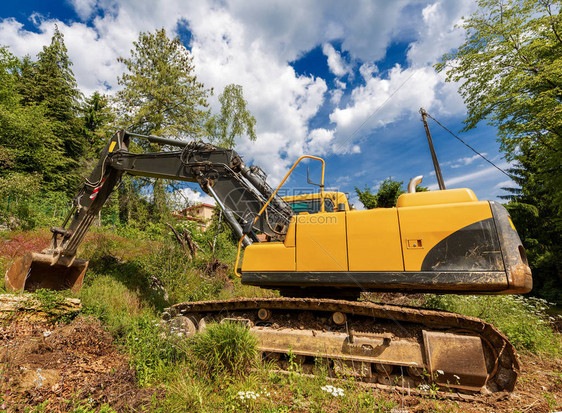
288,198 -> 334,213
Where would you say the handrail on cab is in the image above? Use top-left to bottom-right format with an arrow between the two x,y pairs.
234,155 -> 326,277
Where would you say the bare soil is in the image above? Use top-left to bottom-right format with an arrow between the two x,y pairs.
372,353 -> 560,413
0,316 -> 162,412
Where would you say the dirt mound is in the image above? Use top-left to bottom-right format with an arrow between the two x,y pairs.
0,316 -> 162,411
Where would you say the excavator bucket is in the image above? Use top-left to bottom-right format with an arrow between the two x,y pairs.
4,252 -> 87,294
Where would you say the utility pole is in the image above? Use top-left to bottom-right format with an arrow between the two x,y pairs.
420,108 -> 446,190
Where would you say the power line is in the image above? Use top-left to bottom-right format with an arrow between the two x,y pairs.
424,112 -> 512,179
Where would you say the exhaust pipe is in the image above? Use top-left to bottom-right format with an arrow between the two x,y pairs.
407,175 -> 424,193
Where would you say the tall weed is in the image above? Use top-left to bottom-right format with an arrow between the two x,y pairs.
80,274 -> 152,335
125,316 -> 189,386
190,321 -> 258,381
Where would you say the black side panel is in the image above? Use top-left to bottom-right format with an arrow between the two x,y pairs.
421,218 -> 504,272
241,270 -> 509,293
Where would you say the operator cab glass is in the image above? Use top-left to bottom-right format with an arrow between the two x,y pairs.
287,198 -> 334,214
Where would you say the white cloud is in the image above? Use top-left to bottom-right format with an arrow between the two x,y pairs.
322,43 -> 351,77
449,153 -> 486,168
0,0 -> 478,183
407,1 -> 476,68
306,128 -> 335,155
172,187 -> 216,207
494,179 -> 517,190
404,0 -> 476,116
334,79 -> 346,89
329,65 -> 440,144
225,0 -> 419,63
330,89 -> 344,105
359,62 -> 378,80
439,153 -> 488,169
69,0 -> 98,20
427,163 -> 510,190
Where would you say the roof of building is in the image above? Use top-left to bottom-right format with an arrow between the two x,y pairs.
171,214 -> 205,222
183,203 -> 215,210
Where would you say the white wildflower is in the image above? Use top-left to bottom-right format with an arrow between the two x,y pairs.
321,385 -> 345,397
238,391 -> 259,401
419,384 -> 430,391
43,330 -> 52,337
436,369 -> 444,375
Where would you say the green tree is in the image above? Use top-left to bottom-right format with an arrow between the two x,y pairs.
0,46 -> 66,190
355,185 -> 378,209
500,143 -> 562,304
83,91 -> 115,155
205,84 -> 257,149
355,178 -> 428,209
15,27 -> 86,190
115,28 -> 211,223
436,0 -> 562,218
437,0 -> 562,302
116,28 -> 210,138
355,178 -> 406,209
21,27 -> 85,157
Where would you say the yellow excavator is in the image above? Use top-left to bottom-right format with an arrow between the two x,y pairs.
5,130 -> 531,397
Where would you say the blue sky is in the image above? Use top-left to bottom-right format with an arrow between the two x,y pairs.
0,0 -> 516,208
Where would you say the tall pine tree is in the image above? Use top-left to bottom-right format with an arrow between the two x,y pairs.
115,28 -> 211,222
0,45 -> 65,191
17,26 -> 86,190
83,91 -> 115,155
500,143 -> 562,304
116,28 -> 210,138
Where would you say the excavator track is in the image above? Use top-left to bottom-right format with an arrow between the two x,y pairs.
163,298 -> 519,398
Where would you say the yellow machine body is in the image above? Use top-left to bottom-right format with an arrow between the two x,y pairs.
241,188 -> 532,295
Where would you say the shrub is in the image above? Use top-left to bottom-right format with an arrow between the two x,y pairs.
189,321 -> 258,380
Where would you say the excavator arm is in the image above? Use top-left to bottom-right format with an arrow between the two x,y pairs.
5,130 -> 293,292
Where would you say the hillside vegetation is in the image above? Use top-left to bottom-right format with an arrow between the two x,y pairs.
1,223 -> 561,412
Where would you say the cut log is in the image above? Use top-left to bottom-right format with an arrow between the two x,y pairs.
0,293 -> 81,322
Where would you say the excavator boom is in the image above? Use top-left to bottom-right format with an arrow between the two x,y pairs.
5,130 -> 292,292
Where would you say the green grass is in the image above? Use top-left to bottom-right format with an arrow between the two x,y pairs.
80,274 -> 154,335
424,294 -> 561,355
124,316 -> 190,386
2,225 -> 561,411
